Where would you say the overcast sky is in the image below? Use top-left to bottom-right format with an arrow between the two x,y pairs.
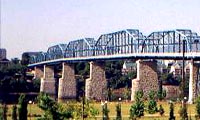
1,0 -> 200,59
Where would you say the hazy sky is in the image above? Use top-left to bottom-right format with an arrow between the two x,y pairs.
1,0 -> 200,59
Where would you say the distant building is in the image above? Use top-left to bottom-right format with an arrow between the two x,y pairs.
169,61 -> 190,76
0,48 -> 9,66
0,48 -> 6,60
170,62 -> 182,76
157,61 -> 168,74
122,61 -> 136,74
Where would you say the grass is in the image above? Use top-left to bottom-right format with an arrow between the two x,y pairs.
5,101 -> 198,120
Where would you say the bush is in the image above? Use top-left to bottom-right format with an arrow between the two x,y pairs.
130,90 -> 144,119
0,104 -> 3,120
116,102 -> 122,120
102,101 -> 109,120
12,105 -> 17,120
18,94 -> 28,120
159,105 -> 164,116
196,96 -> 200,118
37,93 -> 63,120
2,104 -> 8,120
169,102 -> 175,120
179,103 -> 188,120
147,91 -> 157,114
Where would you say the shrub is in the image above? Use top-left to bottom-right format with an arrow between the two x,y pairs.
18,94 -> 28,120
116,102 -> 122,120
196,96 -> 200,118
102,101 -> 109,120
0,104 -> 3,120
130,90 -> 144,119
82,98 -> 99,119
159,105 -> 164,116
2,104 -> 8,120
12,105 -> 17,120
89,106 -> 99,119
37,92 -> 63,120
169,102 -> 175,120
179,102 -> 188,120
147,91 -> 157,114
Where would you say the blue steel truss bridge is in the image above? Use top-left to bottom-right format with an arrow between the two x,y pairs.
28,29 -> 200,67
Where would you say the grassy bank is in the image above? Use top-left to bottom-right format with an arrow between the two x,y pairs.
5,101 -> 197,120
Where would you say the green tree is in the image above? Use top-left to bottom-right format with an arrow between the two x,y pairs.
2,104 -> 8,120
196,96 -> 200,118
18,94 -> 28,120
32,78 -> 41,92
159,105 -> 164,116
0,59 -> 28,94
37,93 -> 63,120
169,102 -> 175,120
82,99 -> 99,119
0,104 -> 3,120
102,101 -> 109,120
179,105 -> 188,120
116,102 -> 122,120
130,90 -> 145,119
147,91 -> 158,114
179,98 -> 188,120
123,86 -> 131,101
12,105 -> 17,120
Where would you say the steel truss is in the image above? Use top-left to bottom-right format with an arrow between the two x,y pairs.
143,29 -> 200,53
29,29 -> 200,64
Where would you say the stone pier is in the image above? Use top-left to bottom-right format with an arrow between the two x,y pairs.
34,66 -> 43,79
58,62 -> 76,101
40,65 -> 56,95
188,60 -> 199,104
85,62 -> 107,100
131,60 -> 159,101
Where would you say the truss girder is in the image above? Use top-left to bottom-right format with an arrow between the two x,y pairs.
46,44 -> 67,60
144,29 -> 200,53
65,38 -> 96,58
29,29 -> 200,64
94,29 -> 144,56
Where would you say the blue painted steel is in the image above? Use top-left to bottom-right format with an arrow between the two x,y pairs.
28,29 -> 200,66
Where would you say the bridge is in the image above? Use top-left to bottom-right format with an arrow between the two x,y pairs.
28,29 -> 200,103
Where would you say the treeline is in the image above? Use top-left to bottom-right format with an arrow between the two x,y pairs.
0,58 -> 40,93
1,58 -> 136,102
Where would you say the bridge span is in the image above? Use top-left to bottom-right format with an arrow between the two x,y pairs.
28,29 -> 200,103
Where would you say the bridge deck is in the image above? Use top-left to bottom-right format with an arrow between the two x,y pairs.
28,52 -> 200,67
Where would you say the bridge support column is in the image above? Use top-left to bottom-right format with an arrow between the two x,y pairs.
85,62 -> 107,100
34,66 -> 43,79
40,65 -> 56,95
58,63 -> 76,101
131,60 -> 159,101
188,60 -> 199,104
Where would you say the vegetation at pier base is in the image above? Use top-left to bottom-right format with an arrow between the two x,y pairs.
12,105 -> 17,120
147,91 -> 158,114
179,105 -> 188,120
196,96 -> 200,119
102,101 -> 109,120
0,103 -> 8,120
18,94 -> 28,120
159,104 -> 165,116
169,102 -> 175,120
37,93 -> 64,120
37,93 -> 100,120
116,102 -> 122,120
130,90 -> 145,119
